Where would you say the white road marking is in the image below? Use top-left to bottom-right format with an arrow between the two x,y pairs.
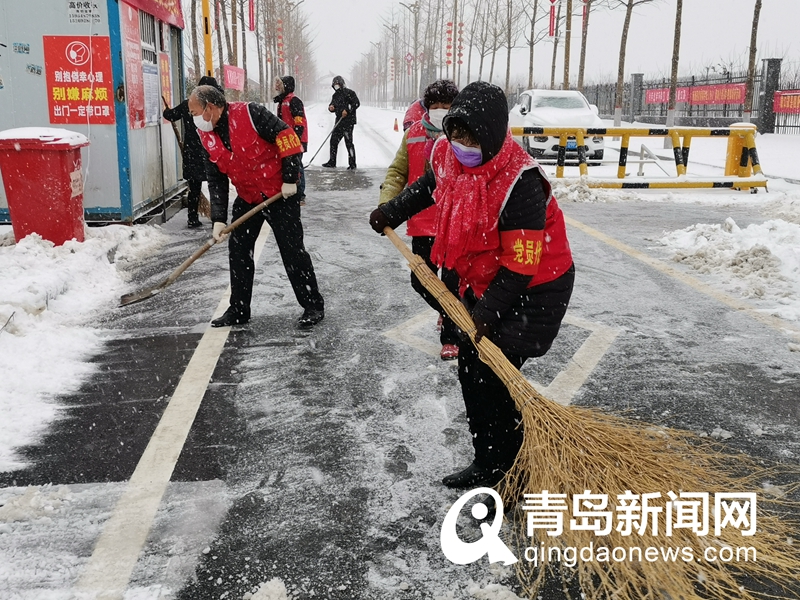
565,216 -> 800,342
74,224 -> 273,599
529,314 -> 619,406
383,310 -> 620,405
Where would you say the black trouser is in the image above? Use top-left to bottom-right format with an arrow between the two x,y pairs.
187,177 -> 202,220
329,122 -> 356,167
458,341 -> 526,472
410,236 -> 460,346
228,195 -> 324,317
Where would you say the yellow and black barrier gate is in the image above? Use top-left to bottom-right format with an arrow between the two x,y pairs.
509,125 -> 767,191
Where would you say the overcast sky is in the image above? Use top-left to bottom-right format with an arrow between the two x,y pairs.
300,0 -> 798,87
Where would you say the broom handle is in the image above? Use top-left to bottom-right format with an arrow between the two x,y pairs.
162,95 -> 184,152
160,192 -> 283,287
304,118 -> 342,168
382,226 -> 542,406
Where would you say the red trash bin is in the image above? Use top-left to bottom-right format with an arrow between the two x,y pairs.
0,127 -> 90,245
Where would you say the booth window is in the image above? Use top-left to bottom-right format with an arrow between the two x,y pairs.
139,11 -> 157,64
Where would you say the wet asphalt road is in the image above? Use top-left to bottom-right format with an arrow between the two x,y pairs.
2,167 -> 799,599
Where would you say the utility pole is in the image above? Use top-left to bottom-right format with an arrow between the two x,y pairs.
400,2 -> 420,98
201,0 -> 213,76
384,23 -> 399,109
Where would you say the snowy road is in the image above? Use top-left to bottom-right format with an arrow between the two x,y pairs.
2,115 -> 800,599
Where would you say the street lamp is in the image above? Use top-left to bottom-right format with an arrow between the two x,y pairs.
400,2 -> 420,98
383,22 -> 399,108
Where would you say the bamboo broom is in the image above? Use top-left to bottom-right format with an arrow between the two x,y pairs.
382,226 -> 800,600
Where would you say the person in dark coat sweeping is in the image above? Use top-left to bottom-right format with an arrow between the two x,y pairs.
162,75 -> 223,228
322,75 -> 360,170
370,81 -> 575,489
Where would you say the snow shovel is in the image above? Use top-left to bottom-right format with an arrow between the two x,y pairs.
119,192 -> 283,307
379,225 -> 800,600
162,95 -> 211,219
304,118 -> 342,168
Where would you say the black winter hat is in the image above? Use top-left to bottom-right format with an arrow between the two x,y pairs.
198,75 -> 223,92
443,81 -> 508,165
422,79 -> 459,109
280,75 -> 296,94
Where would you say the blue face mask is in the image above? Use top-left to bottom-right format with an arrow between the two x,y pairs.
451,141 -> 483,167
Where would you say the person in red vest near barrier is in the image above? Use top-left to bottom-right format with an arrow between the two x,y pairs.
188,84 -> 325,329
370,81 -> 574,489
273,75 -> 309,205
402,98 -> 426,131
379,79 -> 461,361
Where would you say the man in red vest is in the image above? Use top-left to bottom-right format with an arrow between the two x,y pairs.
273,75 -> 309,204
188,85 -> 325,329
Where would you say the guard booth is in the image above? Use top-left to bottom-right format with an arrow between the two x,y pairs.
0,0 -> 185,223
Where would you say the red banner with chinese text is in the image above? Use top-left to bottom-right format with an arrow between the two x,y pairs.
159,52 -> 173,122
224,65 -> 245,91
121,2 -> 145,129
773,90 -> 800,114
645,83 -> 746,106
121,0 -> 184,29
43,36 -> 115,125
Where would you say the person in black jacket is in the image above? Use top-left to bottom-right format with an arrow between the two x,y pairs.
322,75 -> 360,170
162,75 -> 223,228
369,82 -> 575,490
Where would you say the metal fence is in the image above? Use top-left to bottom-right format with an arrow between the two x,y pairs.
582,58 -> 800,134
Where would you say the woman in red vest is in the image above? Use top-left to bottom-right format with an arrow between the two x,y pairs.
274,76 -> 309,204
189,85 -> 325,329
370,81 -> 575,489
380,80 -> 461,361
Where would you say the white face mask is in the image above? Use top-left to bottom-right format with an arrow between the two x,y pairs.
428,108 -> 448,131
193,112 -> 214,132
333,85 -> 341,90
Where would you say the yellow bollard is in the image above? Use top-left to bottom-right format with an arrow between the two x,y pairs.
725,122 -> 757,177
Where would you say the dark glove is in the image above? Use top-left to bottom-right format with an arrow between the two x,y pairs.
369,207 -> 391,235
471,313 -> 493,344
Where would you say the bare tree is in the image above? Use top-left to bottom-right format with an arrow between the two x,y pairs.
240,0 -> 248,96
743,0 -> 762,122
576,0 -> 594,91
664,0 -> 683,147
563,0 -> 572,89
501,0 -> 525,91
216,0 -> 226,79
190,0 -> 201,79
221,0 -> 233,66
549,1 -> 561,89
609,0 -> 659,126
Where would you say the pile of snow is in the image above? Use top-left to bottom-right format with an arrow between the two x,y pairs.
659,217 -> 800,321
0,225 -> 167,471
244,578 -> 291,600
760,190 -> 800,225
550,177 -> 641,203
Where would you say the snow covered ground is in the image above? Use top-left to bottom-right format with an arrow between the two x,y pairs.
1,103 -> 800,599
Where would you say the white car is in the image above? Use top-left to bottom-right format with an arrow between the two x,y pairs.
508,89 -> 605,163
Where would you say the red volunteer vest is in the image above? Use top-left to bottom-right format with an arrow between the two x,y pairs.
405,121 -> 438,237
431,134 -> 573,298
279,93 -> 309,145
199,102 -> 302,204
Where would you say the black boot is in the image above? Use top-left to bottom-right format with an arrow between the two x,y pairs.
187,216 -> 202,228
441,462 -> 505,489
297,307 -> 324,328
321,161 -> 336,168
211,307 -> 250,328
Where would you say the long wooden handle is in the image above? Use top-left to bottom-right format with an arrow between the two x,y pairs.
161,192 -> 284,288
162,94 -> 184,151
